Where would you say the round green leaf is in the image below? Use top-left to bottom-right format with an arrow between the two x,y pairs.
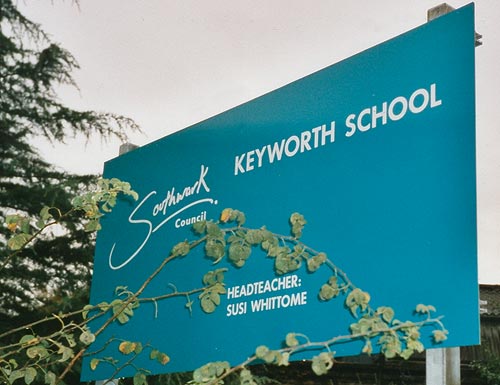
285,333 -> 299,347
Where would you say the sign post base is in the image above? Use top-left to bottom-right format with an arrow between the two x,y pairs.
426,347 -> 460,385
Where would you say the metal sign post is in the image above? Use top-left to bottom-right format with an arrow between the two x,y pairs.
426,347 -> 461,385
425,4 -> 481,385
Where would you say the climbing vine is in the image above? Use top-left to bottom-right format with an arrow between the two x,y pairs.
180,208 -> 447,384
0,182 -> 448,385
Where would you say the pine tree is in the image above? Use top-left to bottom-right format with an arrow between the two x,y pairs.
0,0 -> 139,326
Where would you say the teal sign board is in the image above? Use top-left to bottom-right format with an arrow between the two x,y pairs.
82,4 -> 478,380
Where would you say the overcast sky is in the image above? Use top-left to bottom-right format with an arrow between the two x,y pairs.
17,1 -> 499,284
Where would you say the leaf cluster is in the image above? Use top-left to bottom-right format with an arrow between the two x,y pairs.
255,346 -> 289,367
184,211 -> 450,384
1,322 -> 95,385
289,213 -> 306,239
71,178 -> 139,232
2,199 -> 450,385
189,362 -> 230,385
89,340 -> 170,385
471,349 -> 500,385
319,276 -> 341,301
4,178 -> 138,252
199,271 -> 226,314
83,286 -> 140,325
196,210 -> 330,281
350,303 -> 446,361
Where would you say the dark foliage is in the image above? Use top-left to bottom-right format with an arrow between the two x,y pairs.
0,0 -> 138,326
